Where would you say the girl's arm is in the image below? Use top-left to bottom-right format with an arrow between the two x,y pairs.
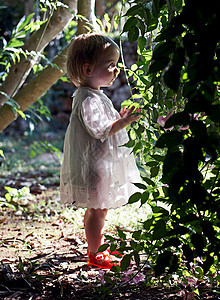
109,106 -> 141,136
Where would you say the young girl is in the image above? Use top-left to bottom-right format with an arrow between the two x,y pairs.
60,33 -> 141,269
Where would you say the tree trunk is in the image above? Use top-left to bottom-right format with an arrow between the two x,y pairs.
0,46 -> 69,132
77,0 -> 97,34
0,0 -> 97,133
95,0 -> 103,17
0,0 -> 77,106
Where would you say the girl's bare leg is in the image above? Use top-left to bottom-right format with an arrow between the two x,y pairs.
84,208 -> 108,254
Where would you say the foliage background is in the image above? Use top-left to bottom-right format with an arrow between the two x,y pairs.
115,0 -> 220,293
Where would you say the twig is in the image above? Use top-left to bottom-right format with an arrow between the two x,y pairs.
118,0 -> 133,98
29,251 -> 56,261
11,0 -> 58,98
210,166 -> 220,194
0,284 -> 12,292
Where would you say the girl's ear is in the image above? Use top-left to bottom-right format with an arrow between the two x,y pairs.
83,63 -> 93,77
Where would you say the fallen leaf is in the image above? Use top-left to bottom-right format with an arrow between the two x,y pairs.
0,258 -> 15,263
52,219 -> 64,226
0,217 -> 7,224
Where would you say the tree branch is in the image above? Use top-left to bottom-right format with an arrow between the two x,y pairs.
0,0 -> 77,106
0,45 -> 69,132
77,0 -> 97,34
0,0 -> 98,133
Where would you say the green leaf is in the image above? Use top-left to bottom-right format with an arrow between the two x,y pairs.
128,26 -> 139,43
164,65 -> 180,91
133,183 -> 147,190
15,15 -> 26,33
138,36 -> 147,52
152,219 -> 167,239
156,24 -> 184,42
153,41 -> 176,60
105,235 -> 115,243
149,57 -> 169,73
117,228 -> 126,240
98,244 -> 109,252
182,244 -> 194,262
133,250 -> 140,265
120,254 -> 131,271
17,110 -> 26,119
162,186 -> 168,197
168,254 -> 179,274
203,255 -> 214,274
110,243 -> 117,253
16,13 -> 35,33
148,18 -> 158,31
137,19 -> 146,35
150,166 -> 159,177
152,206 -> 168,215
143,218 -> 153,230
60,76 -> 70,83
151,154 -> 164,162
0,150 -> 5,158
163,237 -> 180,248
208,104 -> 220,123
104,275 -> 114,284
141,191 -> 149,205
155,131 -> 183,149
173,47 -> 185,68
154,251 -> 173,276
139,76 -> 151,86
111,265 -> 120,272
130,240 -> 137,249
132,230 -> 142,240
122,139 -> 135,148
145,161 -> 158,167
128,192 -> 142,204
135,124 -> 145,137
168,225 -> 189,236
165,111 -> 190,128
165,97 -> 173,110
142,177 -> 156,187
153,190 -> 159,199
191,233 -> 205,256
190,120 -> 207,139
17,257 -> 24,272
163,65 -> 180,92
162,150 -> 183,184
123,17 -> 138,32
132,141 -> 142,153
9,39 -> 24,48
125,4 -> 143,16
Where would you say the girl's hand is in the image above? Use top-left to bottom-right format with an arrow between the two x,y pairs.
109,106 -> 142,136
120,106 -> 142,123
119,106 -> 127,117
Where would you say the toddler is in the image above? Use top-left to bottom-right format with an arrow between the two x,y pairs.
60,33 -> 141,269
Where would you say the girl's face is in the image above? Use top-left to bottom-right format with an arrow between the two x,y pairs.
83,48 -> 120,90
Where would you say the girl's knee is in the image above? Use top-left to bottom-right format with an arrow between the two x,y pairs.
88,208 -> 108,218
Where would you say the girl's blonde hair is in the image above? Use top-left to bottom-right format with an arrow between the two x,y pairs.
67,33 -> 119,86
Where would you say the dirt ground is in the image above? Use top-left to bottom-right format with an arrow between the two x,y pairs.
0,212 -> 219,300
0,170 -> 219,300
0,215 -> 163,299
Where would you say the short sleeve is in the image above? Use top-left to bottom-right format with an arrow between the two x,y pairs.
81,96 -> 113,142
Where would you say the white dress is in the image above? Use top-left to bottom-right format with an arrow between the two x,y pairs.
60,87 -> 141,209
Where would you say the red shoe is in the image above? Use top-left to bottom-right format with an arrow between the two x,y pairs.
107,247 -> 123,257
87,250 -> 119,269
